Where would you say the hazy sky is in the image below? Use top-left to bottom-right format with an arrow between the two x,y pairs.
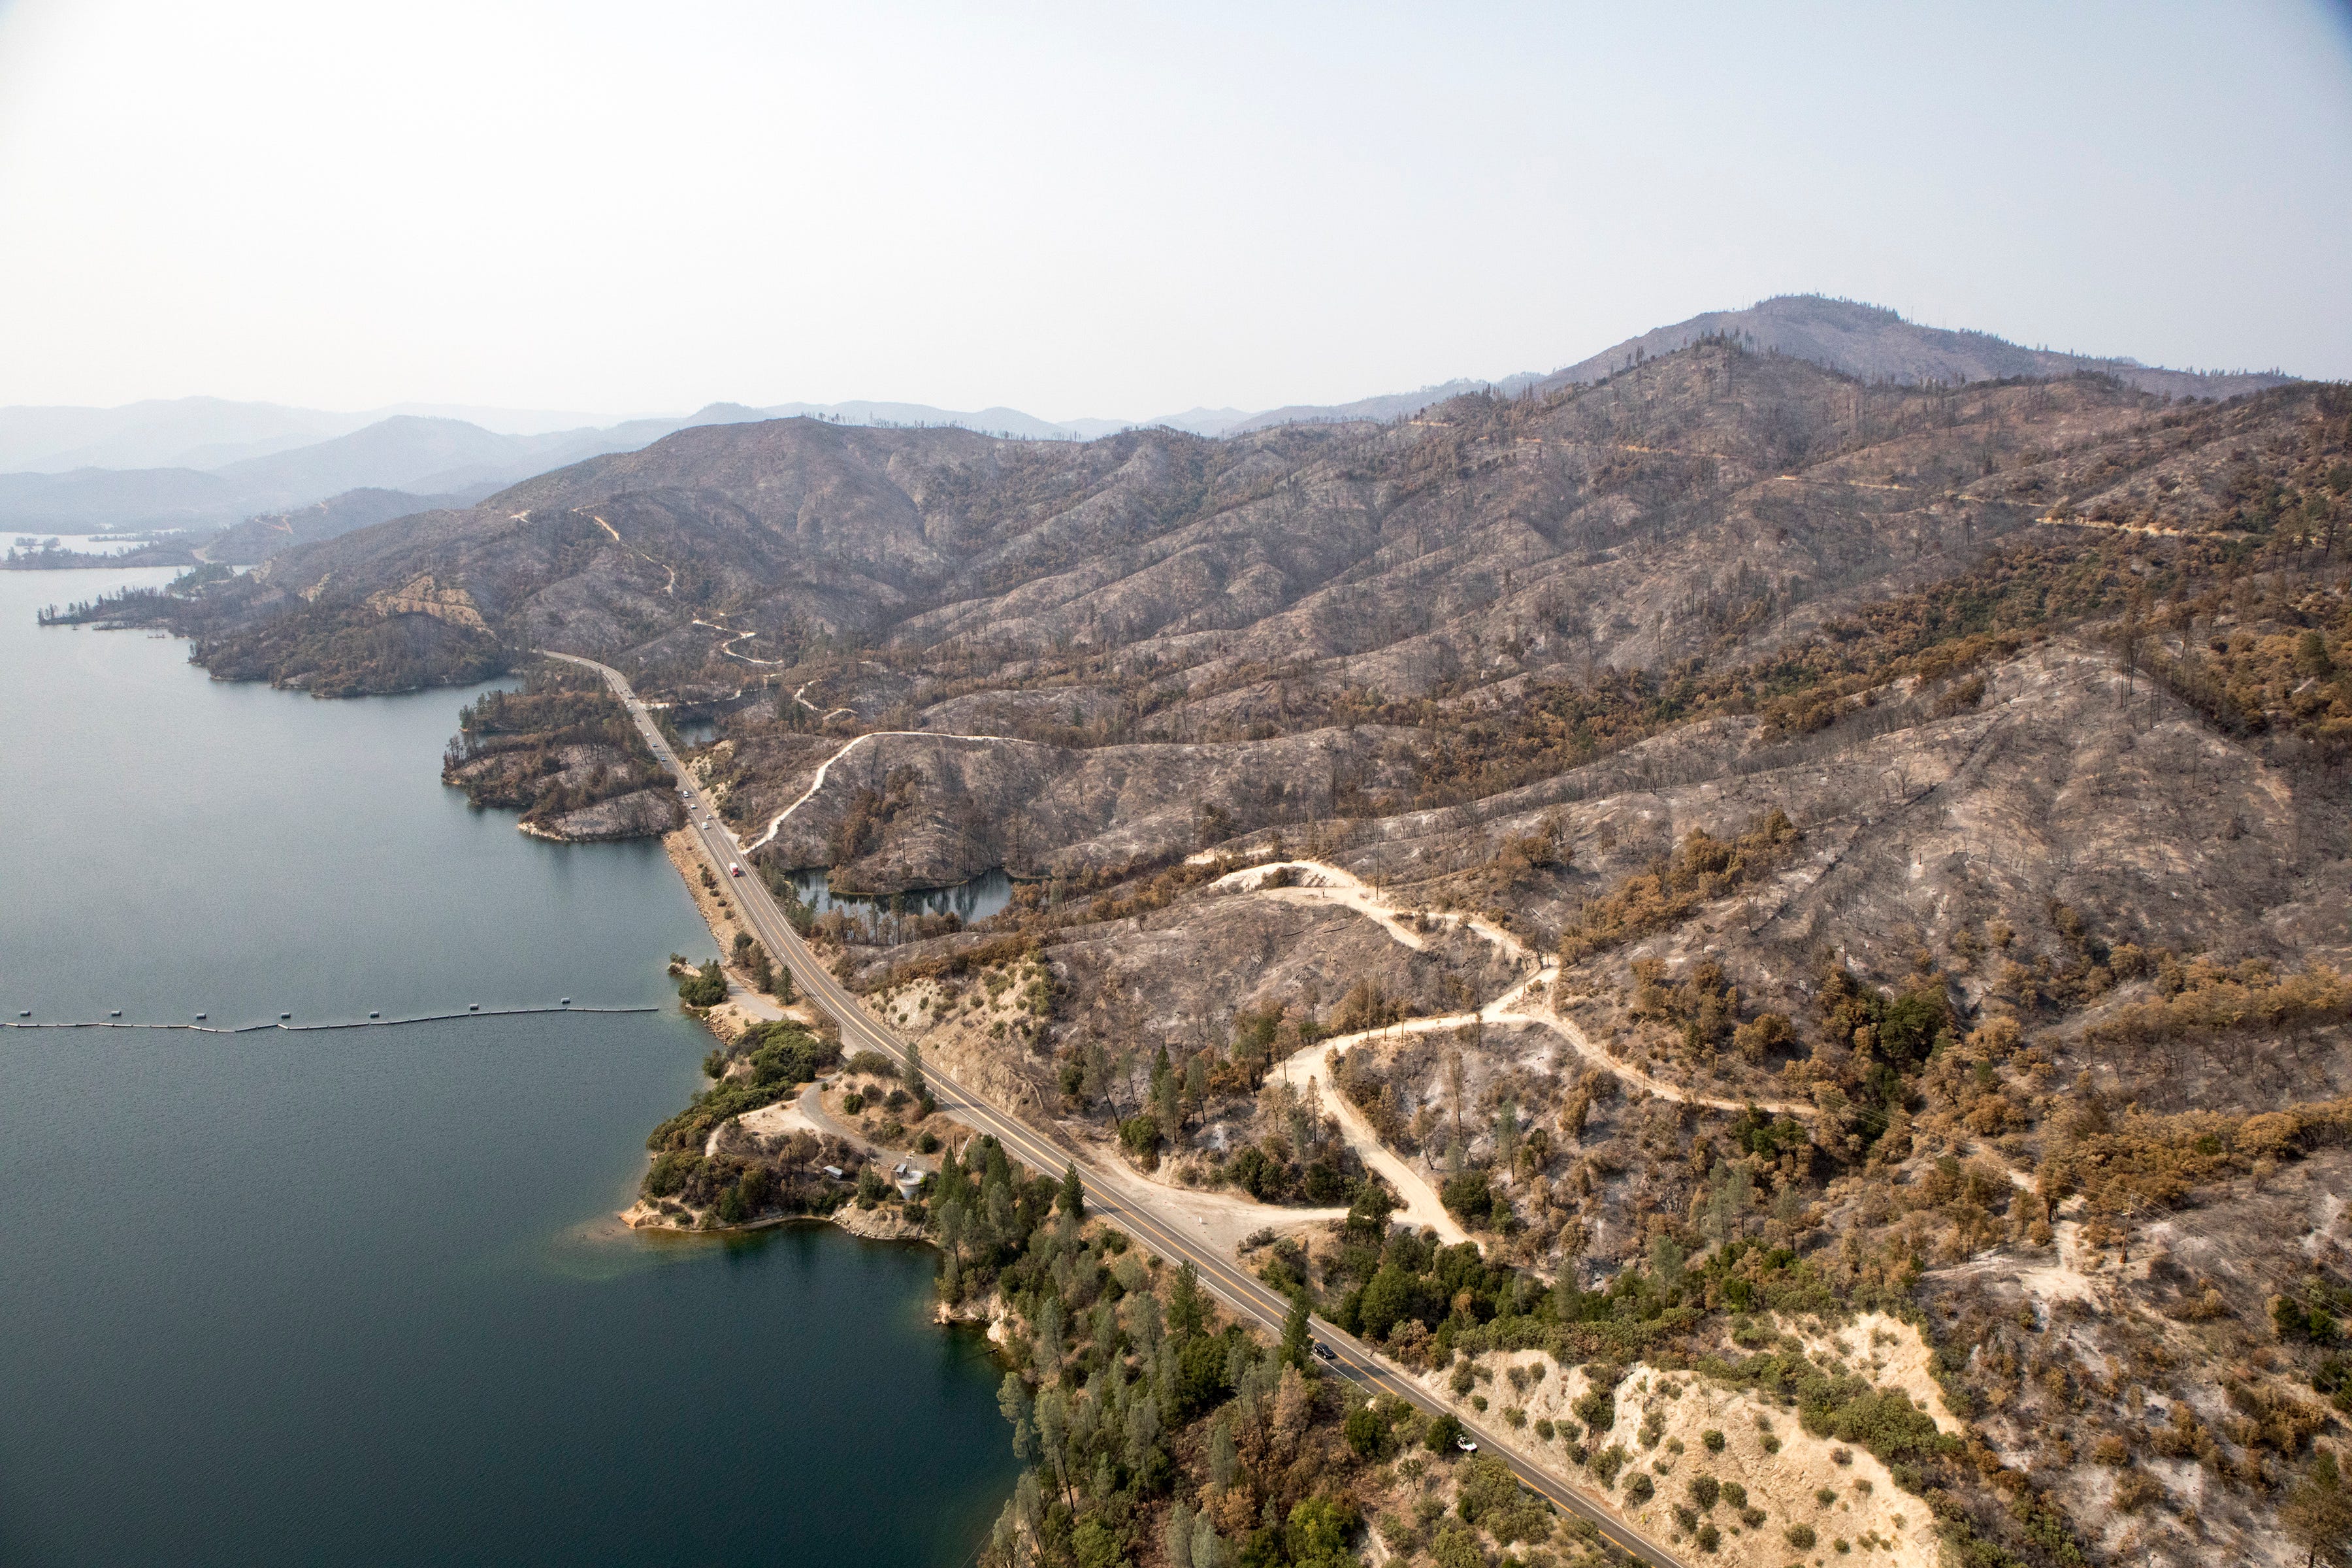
0,0 -> 2346,421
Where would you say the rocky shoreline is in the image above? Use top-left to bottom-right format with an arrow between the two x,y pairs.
617,1196 -> 928,1243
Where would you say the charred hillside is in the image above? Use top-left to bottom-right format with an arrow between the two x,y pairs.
78,323 -> 2352,1567
146,342 -> 2319,705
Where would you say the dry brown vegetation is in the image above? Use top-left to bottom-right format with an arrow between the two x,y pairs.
92,329 -> 2352,1567
1558,812 -> 1797,964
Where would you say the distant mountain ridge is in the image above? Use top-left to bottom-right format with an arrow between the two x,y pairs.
0,295 -> 2302,535
0,396 -> 625,474
1224,297 -> 2300,433
1535,295 -> 2297,401
0,412 -> 709,534
1221,378 -> 1547,434
0,465 -> 238,531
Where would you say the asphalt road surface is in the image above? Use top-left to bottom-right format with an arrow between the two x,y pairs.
544,651 -> 1682,1568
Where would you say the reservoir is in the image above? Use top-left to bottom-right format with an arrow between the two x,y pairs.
0,569 -> 1019,1567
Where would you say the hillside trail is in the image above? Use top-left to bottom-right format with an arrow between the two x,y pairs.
1220,859 -> 1816,1235
582,508 -> 802,681
587,512 -> 678,597
691,615 -> 784,667
2044,514 -> 2215,540
1268,1028 -> 1473,1246
549,534 -> 1033,855
1217,859 -> 1811,1113
735,730 -> 1041,853
789,680 -> 855,722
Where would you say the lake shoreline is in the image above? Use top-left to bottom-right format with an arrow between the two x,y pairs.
433,685 -> 1008,1424
6,570 -> 1024,1567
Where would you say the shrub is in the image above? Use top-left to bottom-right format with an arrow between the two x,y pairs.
1557,812 -> 1797,962
1591,1444 -> 1628,1488
1286,1495 -> 1360,1566
1688,1475 -> 1720,1511
1429,1517 -> 1486,1568
1344,1403 -> 1390,1459
1693,1522 -> 1720,1552
1441,1167 -> 1495,1224
1424,1413 -> 1465,1452
1786,1524 -> 1818,1550
1454,1456 -> 1552,1544
1702,1428 -> 1725,1452
1624,1473 -> 1654,1504
645,1149 -> 699,1198
1574,1380 -> 1618,1433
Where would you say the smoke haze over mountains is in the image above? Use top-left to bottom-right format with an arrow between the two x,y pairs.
0,2 -> 2344,421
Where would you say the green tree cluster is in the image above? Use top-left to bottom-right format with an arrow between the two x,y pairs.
678,959 -> 727,1008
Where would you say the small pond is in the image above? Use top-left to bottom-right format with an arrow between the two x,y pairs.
787,866 -> 1015,924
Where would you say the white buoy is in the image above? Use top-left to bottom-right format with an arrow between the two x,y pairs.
110,1009 -> 121,1018
468,1004 -> 480,1012
280,1012 -> 291,1021
560,998 -> 571,1006
369,1011 -> 380,1020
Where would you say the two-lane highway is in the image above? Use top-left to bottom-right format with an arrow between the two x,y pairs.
546,651 -> 1681,1568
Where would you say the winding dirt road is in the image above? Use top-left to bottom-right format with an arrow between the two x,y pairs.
547,651 -> 1688,1568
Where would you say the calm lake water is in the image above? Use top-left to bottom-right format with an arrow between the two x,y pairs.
0,570 -> 1018,1567
788,867 -> 1014,924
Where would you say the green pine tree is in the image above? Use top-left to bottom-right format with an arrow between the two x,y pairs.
1281,1292 -> 1312,1369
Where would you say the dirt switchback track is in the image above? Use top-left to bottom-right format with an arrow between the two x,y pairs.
546,649 -> 1686,1568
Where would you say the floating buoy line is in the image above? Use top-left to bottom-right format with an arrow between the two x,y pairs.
4,1002 -> 655,1035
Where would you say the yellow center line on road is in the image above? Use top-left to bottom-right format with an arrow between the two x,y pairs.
542,649 -> 1683,1568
